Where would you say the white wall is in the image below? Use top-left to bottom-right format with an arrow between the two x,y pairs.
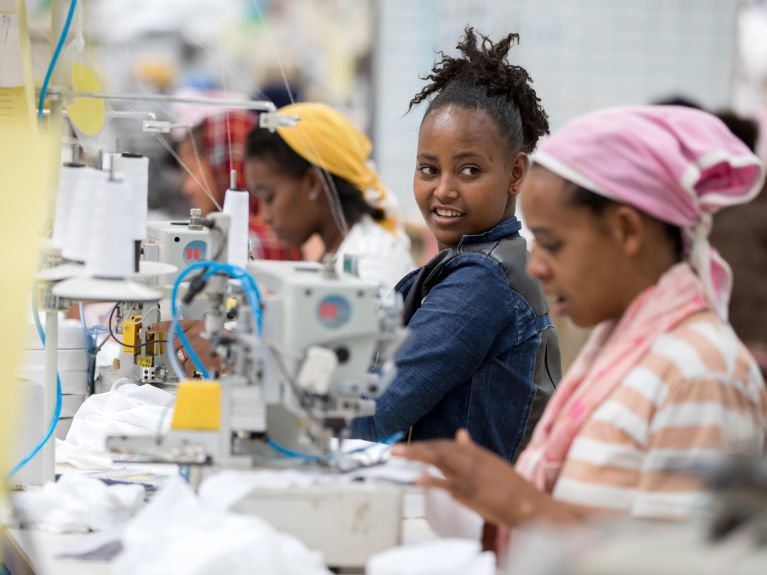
374,0 -> 739,223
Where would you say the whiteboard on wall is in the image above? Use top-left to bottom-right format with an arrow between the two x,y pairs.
374,0 -> 739,223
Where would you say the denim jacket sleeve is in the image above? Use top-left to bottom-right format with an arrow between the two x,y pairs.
351,253 -> 524,440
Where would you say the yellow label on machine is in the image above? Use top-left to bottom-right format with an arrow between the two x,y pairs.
171,380 -> 221,431
136,356 -> 152,369
122,315 -> 142,353
147,332 -> 165,356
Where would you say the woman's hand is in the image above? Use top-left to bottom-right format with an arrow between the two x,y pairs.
392,429 -> 575,528
148,320 -> 221,377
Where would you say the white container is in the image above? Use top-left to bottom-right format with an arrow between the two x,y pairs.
22,349 -> 88,373
10,377 -> 46,487
56,417 -> 73,440
60,394 -> 87,418
18,367 -> 88,395
24,318 -> 88,350
19,318 -> 90,472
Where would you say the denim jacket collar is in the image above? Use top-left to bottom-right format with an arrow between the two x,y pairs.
457,217 -> 522,247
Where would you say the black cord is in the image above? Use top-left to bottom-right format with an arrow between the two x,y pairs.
199,218 -> 228,262
107,303 -> 168,351
182,272 -> 208,305
211,224 -> 227,262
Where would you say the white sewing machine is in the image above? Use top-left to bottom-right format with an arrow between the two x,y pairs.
106,257 -> 408,568
96,210 -> 226,391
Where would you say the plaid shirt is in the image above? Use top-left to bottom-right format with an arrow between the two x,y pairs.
203,111 -> 301,261
249,216 -> 301,261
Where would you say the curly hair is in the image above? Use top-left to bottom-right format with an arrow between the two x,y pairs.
409,27 -> 549,154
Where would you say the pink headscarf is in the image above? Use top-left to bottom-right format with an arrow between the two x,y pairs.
511,105 -> 764,503
533,105 -> 765,318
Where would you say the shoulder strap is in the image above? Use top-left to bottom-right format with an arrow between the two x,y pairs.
402,248 -> 456,324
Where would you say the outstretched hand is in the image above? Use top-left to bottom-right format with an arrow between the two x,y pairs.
392,429 -> 573,528
148,320 -> 221,377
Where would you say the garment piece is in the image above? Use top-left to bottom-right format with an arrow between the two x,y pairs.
276,102 -> 400,234
200,110 -> 301,261
335,215 -> 416,293
516,263 -> 709,492
552,310 -> 767,518
352,218 -> 559,462
534,105 -> 766,318
248,215 -> 301,261
202,110 -> 255,197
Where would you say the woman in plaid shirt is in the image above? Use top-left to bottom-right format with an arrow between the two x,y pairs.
176,108 -> 302,261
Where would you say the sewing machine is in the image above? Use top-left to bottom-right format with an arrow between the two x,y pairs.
106,257 -> 408,568
96,210 -> 227,391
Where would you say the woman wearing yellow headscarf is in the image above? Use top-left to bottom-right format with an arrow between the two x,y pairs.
245,103 -> 415,291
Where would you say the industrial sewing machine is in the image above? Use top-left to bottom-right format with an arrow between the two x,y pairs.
106,253 -> 409,568
96,209 -> 226,390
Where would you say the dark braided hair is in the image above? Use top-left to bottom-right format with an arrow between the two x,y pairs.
409,27 -> 549,154
246,127 -> 384,226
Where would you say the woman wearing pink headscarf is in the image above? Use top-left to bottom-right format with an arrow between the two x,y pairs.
393,106 -> 767,540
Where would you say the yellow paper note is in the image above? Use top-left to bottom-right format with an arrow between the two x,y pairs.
0,139 -> 51,476
0,0 -> 48,529
0,0 -> 34,127
0,13 -> 24,87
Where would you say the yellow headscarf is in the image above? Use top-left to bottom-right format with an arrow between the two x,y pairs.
276,103 -> 397,233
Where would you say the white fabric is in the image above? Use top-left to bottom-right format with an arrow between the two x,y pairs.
336,216 -> 416,293
111,476 -> 332,575
366,539 -> 495,575
12,473 -> 144,534
57,383 -> 174,469
197,458 -> 426,513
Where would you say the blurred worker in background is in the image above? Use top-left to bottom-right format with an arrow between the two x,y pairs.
245,102 -> 415,291
173,92 -> 301,261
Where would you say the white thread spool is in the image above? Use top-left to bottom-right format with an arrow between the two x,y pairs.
85,175 -> 135,278
52,163 -> 85,250
99,151 -> 120,172
115,153 -> 149,241
223,183 -> 250,268
62,167 -> 104,262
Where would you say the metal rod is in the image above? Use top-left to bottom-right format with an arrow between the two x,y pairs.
60,91 -> 277,113
37,109 -> 158,120
43,309 -> 58,482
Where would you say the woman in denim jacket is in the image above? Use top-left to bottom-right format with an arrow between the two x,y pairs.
352,28 -> 561,462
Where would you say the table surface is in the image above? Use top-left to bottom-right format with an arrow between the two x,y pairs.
3,516 -> 437,575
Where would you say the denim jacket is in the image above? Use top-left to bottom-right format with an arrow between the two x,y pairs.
351,218 -> 560,461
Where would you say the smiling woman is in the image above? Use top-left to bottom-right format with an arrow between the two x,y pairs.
414,105 -> 520,249
350,27 -> 561,463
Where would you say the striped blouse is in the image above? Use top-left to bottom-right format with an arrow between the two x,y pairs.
552,311 -> 767,519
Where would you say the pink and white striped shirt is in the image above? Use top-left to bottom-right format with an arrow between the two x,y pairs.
551,311 -> 767,518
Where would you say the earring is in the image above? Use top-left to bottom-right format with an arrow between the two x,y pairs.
308,188 -> 319,201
